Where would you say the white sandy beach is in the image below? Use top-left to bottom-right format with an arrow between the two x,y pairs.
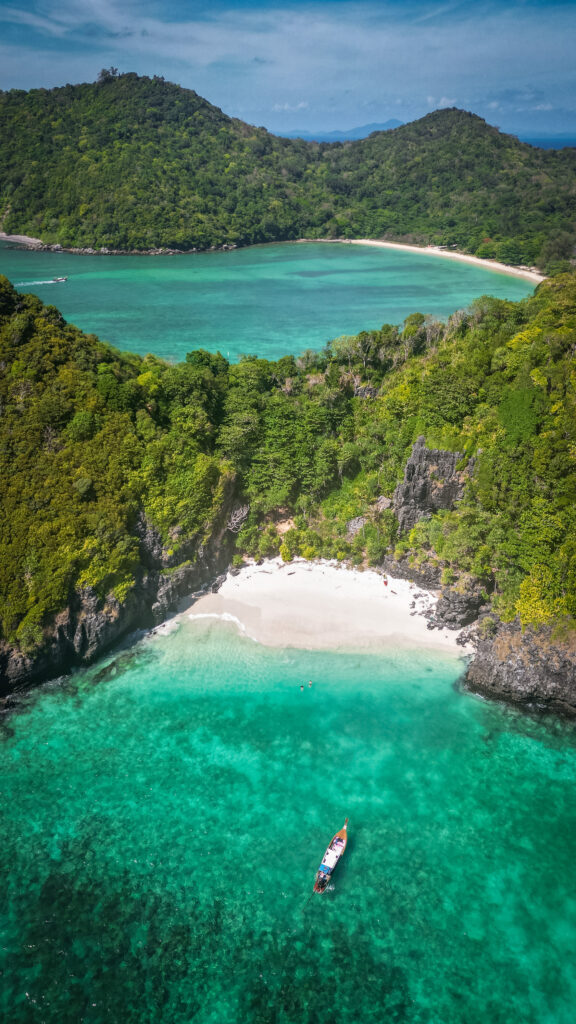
341,238 -> 545,283
188,558 -> 471,655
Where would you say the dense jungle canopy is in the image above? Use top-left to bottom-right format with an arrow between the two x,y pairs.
1,270 -> 575,657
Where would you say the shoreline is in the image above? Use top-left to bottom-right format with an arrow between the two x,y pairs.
0,231 -> 44,247
338,238 -> 546,284
1,230 -> 545,282
187,558 -> 472,657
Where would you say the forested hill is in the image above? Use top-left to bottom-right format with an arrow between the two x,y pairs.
0,72 -> 575,269
1,270 -> 575,689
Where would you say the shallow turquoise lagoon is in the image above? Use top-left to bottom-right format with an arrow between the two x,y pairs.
0,242 -> 535,362
2,619 -> 576,1023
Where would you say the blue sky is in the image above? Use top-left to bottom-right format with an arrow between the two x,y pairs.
1,0 -> 575,134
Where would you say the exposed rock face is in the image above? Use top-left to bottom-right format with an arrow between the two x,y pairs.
0,495 -> 237,698
353,383 -> 379,399
394,437 -> 474,533
347,497 -> 392,538
379,555 -> 442,591
463,620 -> 576,716
431,584 -> 490,629
346,515 -> 366,538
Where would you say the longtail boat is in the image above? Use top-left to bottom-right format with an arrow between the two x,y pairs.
313,818 -> 348,893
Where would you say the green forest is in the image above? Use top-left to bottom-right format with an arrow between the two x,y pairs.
1,269 -> 575,660
1,72 -> 575,271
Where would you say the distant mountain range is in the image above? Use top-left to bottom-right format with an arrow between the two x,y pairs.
274,120 -> 404,143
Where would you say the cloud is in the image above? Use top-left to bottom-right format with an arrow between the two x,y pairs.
410,3 -> 467,26
273,100 -> 309,112
427,94 -> 456,109
0,1 -> 574,133
0,4 -> 69,36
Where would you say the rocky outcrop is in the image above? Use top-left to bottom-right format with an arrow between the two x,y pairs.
0,495 -> 237,698
346,516 -> 366,538
2,237 -> 239,257
379,555 -> 442,591
346,496 -> 392,538
430,583 -> 490,629
463,620 -> 576,716
394,437 -> 474,533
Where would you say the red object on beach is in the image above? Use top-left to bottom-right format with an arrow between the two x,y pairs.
313,818 -> 349,893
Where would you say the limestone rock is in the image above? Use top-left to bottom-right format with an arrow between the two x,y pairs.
394,436 -> 474,533
346,516 -> 366,538
432,585 -> 489,629
464,620 -> 576,716
0,484 -> 238,697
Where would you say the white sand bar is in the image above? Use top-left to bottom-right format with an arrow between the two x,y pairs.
189,558 -> 471,655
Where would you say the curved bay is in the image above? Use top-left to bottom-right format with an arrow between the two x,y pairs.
0,241 -> 534,362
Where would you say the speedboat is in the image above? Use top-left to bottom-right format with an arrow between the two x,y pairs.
53,276 -> 67,282
313,818 -> 348,893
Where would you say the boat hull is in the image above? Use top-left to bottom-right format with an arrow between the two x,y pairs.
313,818 -> 348,893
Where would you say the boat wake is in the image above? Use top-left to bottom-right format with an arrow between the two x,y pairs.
15,279 -> 63,286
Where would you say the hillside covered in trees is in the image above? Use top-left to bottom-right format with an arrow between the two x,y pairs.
1,270 -> 575,675
1,72 -> 575,271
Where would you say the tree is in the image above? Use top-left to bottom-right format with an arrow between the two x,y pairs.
98,68 -> 119,83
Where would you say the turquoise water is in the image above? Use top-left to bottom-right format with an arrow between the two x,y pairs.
0,242 -> 534,362
2,619 -> 576,1023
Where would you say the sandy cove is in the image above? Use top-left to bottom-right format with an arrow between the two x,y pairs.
188,558 -> 472,656
341,238 -> 545,284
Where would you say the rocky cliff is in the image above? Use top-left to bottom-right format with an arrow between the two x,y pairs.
463,620 -> 576,717
389,438 -> 576,716
3,434 -> 575,723
393,436 -> 474,533
0,500 -> 237,699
